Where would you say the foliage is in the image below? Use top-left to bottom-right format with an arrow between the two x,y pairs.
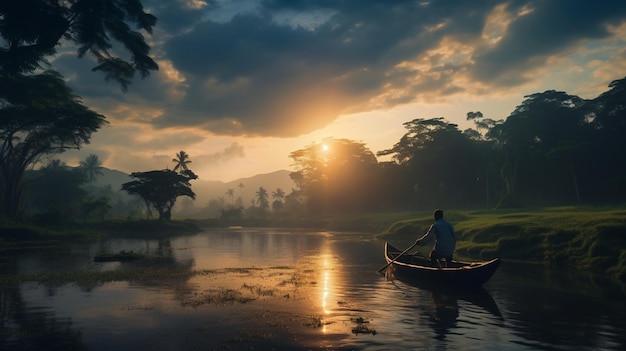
378,207 -> 626,282
0,0 -> 158,89
122,170 -> 196,220
172,150 -> 192,173
80,154 -> 104,184
289,137 -> 383,213
0,71 -> 107,218
255,186 -> 269,210
21,160 -> 88,220
378,117 -> 497,209
371,76 -> 626,209
0,0 -> 158,221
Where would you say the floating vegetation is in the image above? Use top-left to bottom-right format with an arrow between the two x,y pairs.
278,272 -> 308,287
93,250 -> 144,262
219,329 -> 275,350
351,317 -> 377,335
303,316 -> 323,328
181,288 -> 256,308
241,283 -> 276,297
124,304 -> 155,311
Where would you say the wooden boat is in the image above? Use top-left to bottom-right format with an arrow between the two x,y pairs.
384,242 -> 500,286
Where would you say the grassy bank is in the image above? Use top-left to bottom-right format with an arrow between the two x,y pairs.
3,207 -> 625,282
377,207 -> 626,282
0,218 -> 211,245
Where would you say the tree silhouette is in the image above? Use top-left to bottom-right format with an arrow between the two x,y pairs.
226,188 -> 235,206
122,170 -> 196,220
0,72 -> 107,218
23,159 -> 88,220
272,188 -> 285,202
238,182 -> 245,203
271,188 -> 285,211
255,187 -> 269,209
1,1 -> 158,220
80,154 -> 104,184
172,150 -> 191,172
0,0 -> 158,90
490,90 -> 588,206
290,138 -> 379,213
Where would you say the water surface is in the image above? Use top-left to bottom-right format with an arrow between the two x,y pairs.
1,228 -> 625,350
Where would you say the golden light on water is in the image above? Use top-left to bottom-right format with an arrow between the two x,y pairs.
321,256 -> 333,334
323,270 -> 330,314
322,270 -> 330,334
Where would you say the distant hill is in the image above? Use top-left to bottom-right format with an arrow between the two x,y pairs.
197,170 -> 296,205
94,168 -> 295,206
94,168 -> 133,190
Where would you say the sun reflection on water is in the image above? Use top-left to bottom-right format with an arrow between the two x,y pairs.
323,270 -> 330,315
320,256 -> 335,334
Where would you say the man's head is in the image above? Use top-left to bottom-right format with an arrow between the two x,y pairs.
434,209 -> 444,220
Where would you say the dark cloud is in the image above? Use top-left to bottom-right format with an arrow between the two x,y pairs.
471,0 -> 626,84
59,0 -> 626,137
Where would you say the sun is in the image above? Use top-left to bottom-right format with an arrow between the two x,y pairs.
322,144 -> 329,152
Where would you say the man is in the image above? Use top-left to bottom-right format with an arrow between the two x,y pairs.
415,209 -> 456,264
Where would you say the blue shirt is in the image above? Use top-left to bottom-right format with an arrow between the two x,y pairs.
418,218 -> 456,256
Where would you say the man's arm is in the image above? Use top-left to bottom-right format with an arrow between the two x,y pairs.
415,224 -> 434,245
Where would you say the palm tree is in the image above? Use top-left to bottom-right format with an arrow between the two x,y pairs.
226,188 -> 235,206
272,188 -> 285,201
172,150 -> 192,173
79,154 -> 104,184
238,182 -> 244,203
272,188 -> 285,211
255,187 -> 269,209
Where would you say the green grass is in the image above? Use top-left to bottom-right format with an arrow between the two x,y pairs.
0,218 -> 207,244
377,207 -> 626,282
3,207 -> 626,282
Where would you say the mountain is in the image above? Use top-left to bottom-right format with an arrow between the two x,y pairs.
93,168 -> 134,190
94,168 -> 296,206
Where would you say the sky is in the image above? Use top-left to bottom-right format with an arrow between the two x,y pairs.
56,0 -> 626,182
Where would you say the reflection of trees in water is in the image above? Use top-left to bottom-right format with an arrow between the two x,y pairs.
498,262 -> 626,350
0,261 -> 86,350
0,237 -> 200,349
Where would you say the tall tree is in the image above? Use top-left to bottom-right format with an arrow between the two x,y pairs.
121,170 -> 195,220
238,182 -> 245,203
586,76 -> 626,201
172,150 -> 192,173
255,187 -> 269,210
0,0 -> 158,219
0,71 -> 106,217
489,90 -> 588,206
79,154 -> 104,184
378,118 -> 493,209
271,188 -> 285,211
290,138 -> 380,213
226,188 -> 235,206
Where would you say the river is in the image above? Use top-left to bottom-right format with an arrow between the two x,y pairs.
1,227 -> 625,350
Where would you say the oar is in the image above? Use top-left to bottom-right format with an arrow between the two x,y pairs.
378,241 -> 418,272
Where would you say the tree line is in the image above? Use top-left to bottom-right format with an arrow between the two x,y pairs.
1,0 -> 158,221
289,78 -> 626,213
2,1 -> 625,224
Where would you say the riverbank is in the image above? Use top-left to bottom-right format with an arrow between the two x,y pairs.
375,207 -> 626,283
2,206 -> 625,281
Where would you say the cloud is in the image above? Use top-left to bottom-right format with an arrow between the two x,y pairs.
204,141 -> 246,163
470,1 -> 626,84
58,0 -> 626,139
